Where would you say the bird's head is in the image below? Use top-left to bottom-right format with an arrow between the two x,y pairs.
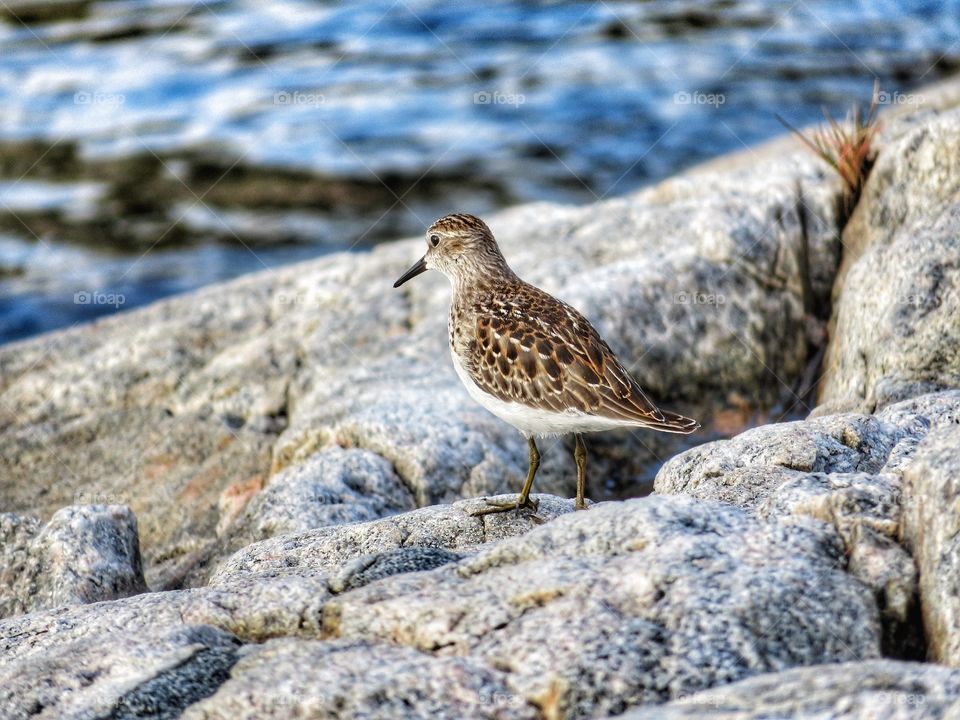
393,213 -> 513,289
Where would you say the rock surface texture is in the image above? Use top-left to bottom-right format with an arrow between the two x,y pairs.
656,389 -> 960,657
620,660 -> 960,720
0,126 -> 845,588
0,624 -> 241,720
818,108 -> 960,412
0,496 -> 880,719
901,425 -> 960,666
182,639 -> 539,720
0,504 -> 146,619
2,80 -> 960,719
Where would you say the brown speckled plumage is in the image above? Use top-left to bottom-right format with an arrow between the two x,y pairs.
428,214 -> 697,433
394,212 -> 699,511
450,280 -> 696,431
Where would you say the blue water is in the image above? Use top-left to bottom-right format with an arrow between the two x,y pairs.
0,0 -> 958,344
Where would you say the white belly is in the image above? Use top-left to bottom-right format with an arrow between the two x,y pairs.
450,351 -> 629,438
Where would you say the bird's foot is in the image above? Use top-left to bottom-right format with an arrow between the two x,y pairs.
468,495 -> 539,517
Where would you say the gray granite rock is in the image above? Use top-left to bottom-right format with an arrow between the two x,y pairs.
654,391 -> 960,519
328,547 -> 466,594
321,496 -> 880,718
653,412 -> 899,510
873,390 -> 960,471
187,445 -> 422,587
757,471 -> 903,575
0,504 -> 146,619
0,569 -> 330,664
654,392 -> 960,657
182,638 -> 537,720
757,470 -> 917,652
0,404 -> 276,590
0,513 -> 39,615
222,446 -> 416,546
211,493 -> 576,583
0,498 -> 570,661
819,108 -> 960,412
620,660 -> 960,719
0,134 -> 846,586
0,494 -> 881,719
901,425 -> 960,666
0,624 -> 239,720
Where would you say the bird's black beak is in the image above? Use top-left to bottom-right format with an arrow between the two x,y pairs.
393,255 -> 428,288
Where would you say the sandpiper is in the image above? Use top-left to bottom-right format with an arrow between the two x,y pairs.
394,213 -> 698,512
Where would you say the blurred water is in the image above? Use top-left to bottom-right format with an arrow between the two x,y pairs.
0,0 -> 958,344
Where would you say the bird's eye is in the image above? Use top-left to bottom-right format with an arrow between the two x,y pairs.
429,234 -> 440,247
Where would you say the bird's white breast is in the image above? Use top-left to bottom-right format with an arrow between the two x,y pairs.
449,348 -> 629,438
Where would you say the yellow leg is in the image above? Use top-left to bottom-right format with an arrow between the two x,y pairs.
574,433 -> 588,510
469,437 -> 540,516
518,437 -> 540,506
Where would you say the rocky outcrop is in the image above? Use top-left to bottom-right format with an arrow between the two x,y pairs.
182,639 -> 538,720
0,570 -> 332,664
818,110 -> 960,412
655,391 -> 960,505
0,624 -> 240,720
3,74 -> 960,720
901,425 -> 960,666
647,90 -> 960,678
0,514 -> 39,614
216,446 -> 416,555
655,390 -> 960,657
0,133 -> 845,588
211,493 -> 576,582
0,495 -> 880,719
653,411 -> 897,509
0,504 -> 146,619
621,660 -> 960,719
319,497 -> 879,718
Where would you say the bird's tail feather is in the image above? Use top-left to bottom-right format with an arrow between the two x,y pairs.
635,410 -> 700,435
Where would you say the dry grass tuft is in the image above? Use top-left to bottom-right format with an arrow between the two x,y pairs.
778,80 -> 881,215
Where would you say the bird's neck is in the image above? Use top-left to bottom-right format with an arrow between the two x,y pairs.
449,252 -> 518,297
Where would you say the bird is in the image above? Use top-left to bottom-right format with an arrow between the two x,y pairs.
393,213 -> 698,513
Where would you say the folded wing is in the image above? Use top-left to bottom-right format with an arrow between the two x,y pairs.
465,285 -> 698,434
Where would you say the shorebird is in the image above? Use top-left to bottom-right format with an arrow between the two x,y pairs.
394,213 -> 698,513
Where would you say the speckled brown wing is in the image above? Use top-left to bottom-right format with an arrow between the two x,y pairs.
464,283 -> 698,433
